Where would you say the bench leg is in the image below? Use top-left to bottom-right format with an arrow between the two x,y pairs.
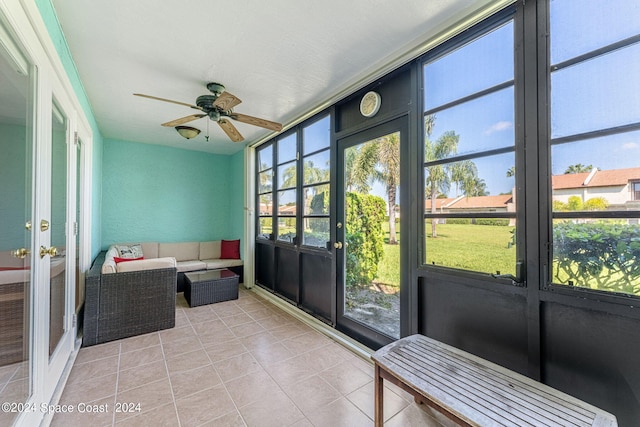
374,364 -> 384,427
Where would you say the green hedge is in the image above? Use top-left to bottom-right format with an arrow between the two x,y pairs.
345,192 -> 386,289
553,221 -> 640,295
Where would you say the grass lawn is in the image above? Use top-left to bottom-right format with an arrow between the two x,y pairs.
425,223 -> 516,276
375,222 -> 516,288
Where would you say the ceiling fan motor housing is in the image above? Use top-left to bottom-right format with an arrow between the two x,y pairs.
196,95 -> 218,111
206,82 -> 225,95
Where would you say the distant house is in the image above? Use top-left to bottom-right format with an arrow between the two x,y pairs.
425,193 -> 514,214
552,167 -> 640,209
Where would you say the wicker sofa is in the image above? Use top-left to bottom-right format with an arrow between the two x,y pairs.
82,240 -> 243,347
83,251 -> 177,347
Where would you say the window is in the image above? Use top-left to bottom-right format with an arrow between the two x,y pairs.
276,133 -> 297,243
301,115 -> 331,248
632,182 -> 640,201
422,19 -> 518,278
549,0 -> 640,296
257,145 -> 273,239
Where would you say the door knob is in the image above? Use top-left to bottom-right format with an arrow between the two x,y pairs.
39,246 -> 58,259
12,248 -> 31,259
334,241 -> 343,249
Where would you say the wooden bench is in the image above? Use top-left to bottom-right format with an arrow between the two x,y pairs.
371,334 -> 617,427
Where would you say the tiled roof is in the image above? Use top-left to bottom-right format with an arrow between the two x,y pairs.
425,194 -> 512,210
552,167 -> 640,189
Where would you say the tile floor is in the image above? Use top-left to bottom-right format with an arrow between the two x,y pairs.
51,287 -> 454,427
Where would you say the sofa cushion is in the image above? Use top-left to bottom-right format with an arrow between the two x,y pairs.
159,242 -> 199,261
203,259 -> 244,269
114,244 -> 143,259
220,239 -> 241,259
176,260 -> 207,273
199,241 -> 221,260
101,246 -> 119,274
140,242 -> 159,259
116,257 -> 176,273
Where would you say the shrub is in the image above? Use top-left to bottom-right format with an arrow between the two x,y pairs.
553,221 -> 640,295
345,192 -> 386,289
475,219 -> 510,226
446,218 -> 471,225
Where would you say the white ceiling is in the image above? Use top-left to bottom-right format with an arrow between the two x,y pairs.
51,0 -> 496,155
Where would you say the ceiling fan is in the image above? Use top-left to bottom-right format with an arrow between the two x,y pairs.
134,82 -> 283,142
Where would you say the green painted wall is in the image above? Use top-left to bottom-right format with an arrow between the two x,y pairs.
102,139 -> 243,248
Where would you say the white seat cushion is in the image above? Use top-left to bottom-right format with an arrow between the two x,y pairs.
176,260 -> 207,272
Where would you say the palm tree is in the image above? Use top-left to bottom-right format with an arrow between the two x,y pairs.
350,133 -> 401,244
425,114 -> 461,237
564,164 -> 594,174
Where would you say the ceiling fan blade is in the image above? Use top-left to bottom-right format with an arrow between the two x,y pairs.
212,92 -> 242,111
134,93 -> 203,111
231,113 -> 283,132
161,114 -> 206,127
218,118 -> 244,142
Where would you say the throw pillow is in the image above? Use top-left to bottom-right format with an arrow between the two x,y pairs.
220,239 -> 240,259
113,256 -> 144,263
115,244 -> 143,259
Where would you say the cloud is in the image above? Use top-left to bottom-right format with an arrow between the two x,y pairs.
621,142 -> 639,150
483,121 -> 513,136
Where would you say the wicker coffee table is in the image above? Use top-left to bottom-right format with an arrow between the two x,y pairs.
184,269 -> 239,307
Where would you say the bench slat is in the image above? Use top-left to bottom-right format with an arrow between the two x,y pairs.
372,335 -> 617,427
395,341 -> 594,426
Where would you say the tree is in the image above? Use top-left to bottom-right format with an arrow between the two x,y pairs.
425,115 -> 477,238
350,133 -> 401,244
506,166 -> 515,178
564,164 -> 594,174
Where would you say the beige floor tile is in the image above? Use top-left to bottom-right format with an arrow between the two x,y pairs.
214,352 -> 262,382
386,403 -> 454,427
58,287 -> 385,427
75,341 -> 120,364
321,360 -> 374,396
238,389 -> 305,427
281,374 -> 342,416
184,306 -> 218,323
220,312 -> 254,328
119,332 -> 160,353
114,402 -> 179,426
66,356 -> 118,385
237,330 -> 276,352
165,349 -> 212,374
190,318 -> 228,335
59,373 -> 118,405
169,364 -> 221,399
51,395 -> 114,427
203,338 -> 247,362
161,334 -> 203,359
281,330 -> 331,356
250,341 -> 295,366
118,360 -> 168,393
118,345 -> 164,371
199,409 -> 247,427
306,396 -> 372,427
114,378 -> 174,422
229,320 -> 266,338
346,381 -> 409,422
225,369 -> 281,408
175,384 -> 236,427
198,326 -> 237,345
159,325 -> 196,343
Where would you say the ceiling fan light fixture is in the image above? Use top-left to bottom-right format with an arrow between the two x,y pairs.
175,126 -> 200,139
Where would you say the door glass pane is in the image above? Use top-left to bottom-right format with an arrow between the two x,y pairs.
50,100 -> 67,357
343,132 -> 400,338
0,30 -> 34,423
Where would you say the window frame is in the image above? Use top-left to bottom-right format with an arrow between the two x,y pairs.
419,10 -> 523,285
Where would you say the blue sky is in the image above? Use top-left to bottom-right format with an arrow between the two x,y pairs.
421,1 -> 640,197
